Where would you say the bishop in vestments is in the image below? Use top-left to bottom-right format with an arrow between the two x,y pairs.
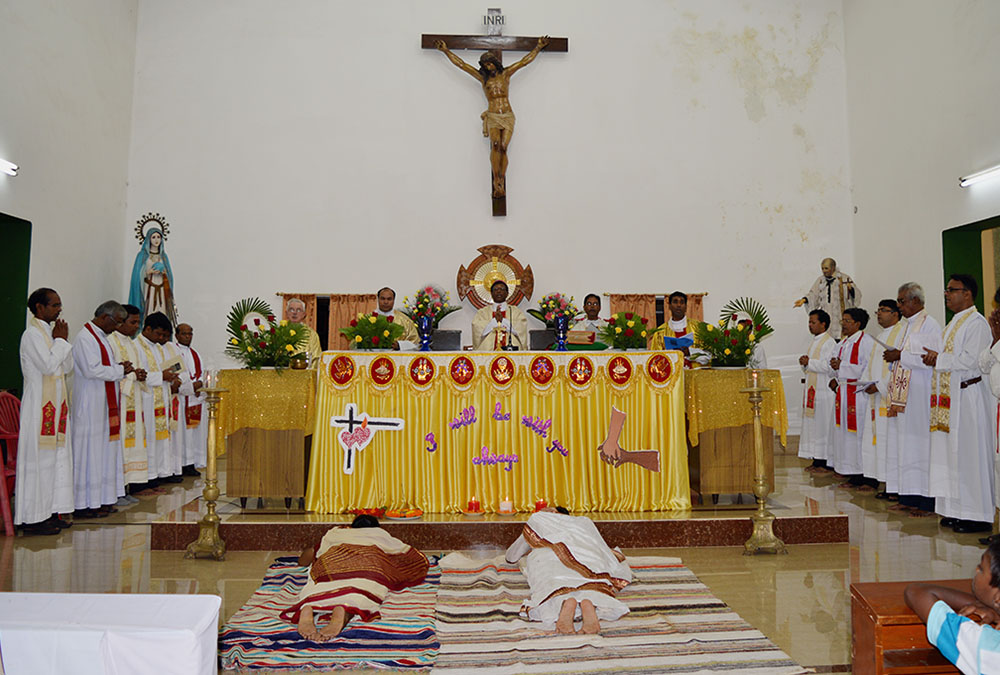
15,289 -> 74,535
472,280 -> 527,351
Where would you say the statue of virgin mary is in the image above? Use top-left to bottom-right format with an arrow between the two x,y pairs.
129,227 -> 177,325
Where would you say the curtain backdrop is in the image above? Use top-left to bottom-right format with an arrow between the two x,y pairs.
328,294 -> 377,350
607,294 -> 656,324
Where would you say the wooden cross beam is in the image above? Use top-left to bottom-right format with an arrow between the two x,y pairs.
422,9 -> 568,216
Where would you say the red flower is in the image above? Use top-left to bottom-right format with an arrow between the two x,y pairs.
254,318 -> 261,325
269,327 -> 276,334
724,330 -> 730,336
732,314 -> 737,320
240,324 -> 247,331
731,339 -> 738,345
625,328 -> 635,337
386,316 -> 394,323
258,341 -> 266,348
372,336 -> 380,345
372,311 -> 378,317
267,314 -> 275,322
640,317 -> 647,324
755,324 -> 762,331
350,319 -> 357,327
606,318 -> 615,324
625,312 -> 633,320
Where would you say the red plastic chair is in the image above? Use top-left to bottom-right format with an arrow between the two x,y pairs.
0,392 -> 21,536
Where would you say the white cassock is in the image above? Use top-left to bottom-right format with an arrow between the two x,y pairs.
978,339 -> 1000,499
71,322 -> 125,510
830,330 -> 876,475
861,321 -> 906,483
797,331 -> 836,462
174,342 -> 207,468
134,334 -> 180,479
889,310 -> 943,498
14,317 -> 74,525
472,303 -> 527,351
929,308 -> 995,522
109,332 -> 148,486
802,271 -> 861,340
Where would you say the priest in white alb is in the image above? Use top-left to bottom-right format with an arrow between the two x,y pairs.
884,282 -> 942,518
14,288 -> 75,535
285,298 -> 322,365
862,300 -> 905,500
829,308 -> 877,490
134,312 -> 181,484
174,323 -> 206,476
108,304 -> 148,498
472,280 -> 527,351
375,287 -> 418,350
794,258 -> 861,340
798,309 -> 837,474
71,300 -> 131,518
925,275 -> 995,533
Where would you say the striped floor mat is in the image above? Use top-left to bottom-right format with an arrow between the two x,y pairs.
431,553 -> 807,675
219,556 -> 440,671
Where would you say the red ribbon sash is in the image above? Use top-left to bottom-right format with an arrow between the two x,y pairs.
84,323 -> 121,441
186,347 -> 203,428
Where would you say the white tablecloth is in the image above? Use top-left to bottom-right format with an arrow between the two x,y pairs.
0,593 -> 220,674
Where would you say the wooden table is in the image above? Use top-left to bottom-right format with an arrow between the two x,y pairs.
851,580 -> 963,675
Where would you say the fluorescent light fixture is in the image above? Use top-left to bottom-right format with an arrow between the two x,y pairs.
959,163 -> 1000,188
0,158 -> 16,176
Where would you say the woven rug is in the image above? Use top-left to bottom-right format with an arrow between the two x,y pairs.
431,553 -> 807,675
219,556 -> 440,671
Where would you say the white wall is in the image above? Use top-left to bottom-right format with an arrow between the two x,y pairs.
0,0 -> 138,331
124,0 -> 855,421
844,0 -> 1000,318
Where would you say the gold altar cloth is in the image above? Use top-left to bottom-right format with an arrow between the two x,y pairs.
307,350 -> 689,514
684,368 -> 788,446
214,369 -> 316,453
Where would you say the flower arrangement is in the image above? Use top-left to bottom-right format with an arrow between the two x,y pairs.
401,284 -> 462,328
526,292 -> 579,327
225,298 -> 307,370
340,311 -> 405,349
598,312 -> 650,349
693,297 -> 775,367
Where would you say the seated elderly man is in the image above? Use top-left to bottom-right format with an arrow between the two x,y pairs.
505,508 -> 632,635
280,515 -> 429,641
285,298 -> 322,365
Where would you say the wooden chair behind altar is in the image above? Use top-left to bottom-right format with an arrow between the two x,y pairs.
277,293 -> 318,330
328,293 -> 377,350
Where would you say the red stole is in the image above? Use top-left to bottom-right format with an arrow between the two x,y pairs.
84,323 -> 121,441
833,334 -> 862,432
185,347 -> 203,428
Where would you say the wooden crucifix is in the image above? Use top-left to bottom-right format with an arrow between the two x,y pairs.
422,9 -> 568,217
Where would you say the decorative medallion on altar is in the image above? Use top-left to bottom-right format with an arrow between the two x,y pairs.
369,356 -> 396,387
607,355 -> 633,387
456,244 -> 534,309
567,355 -> 595,389
329,355 -> 356,387
408,356 -> 436,389
448,355 -> 476,390
646,353 -> 672,385
489,355 -> 517,387
529,354 -> 555,386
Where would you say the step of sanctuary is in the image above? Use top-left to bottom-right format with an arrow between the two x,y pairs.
151,497 -> 847,551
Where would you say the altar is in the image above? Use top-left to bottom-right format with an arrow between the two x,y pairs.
306,350 -> 690,514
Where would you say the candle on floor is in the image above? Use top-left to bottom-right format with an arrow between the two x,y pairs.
499,497 -> 513,513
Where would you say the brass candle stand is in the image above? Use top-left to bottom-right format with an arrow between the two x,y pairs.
740,370 -> 787,555
185,385 -> 228,560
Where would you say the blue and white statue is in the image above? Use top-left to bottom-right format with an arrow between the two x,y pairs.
129,214 -> 177,325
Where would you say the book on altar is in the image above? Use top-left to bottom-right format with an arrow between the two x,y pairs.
568,330 -> 596,345
662,336 -> 694,350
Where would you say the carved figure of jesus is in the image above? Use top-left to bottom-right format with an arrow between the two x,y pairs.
435,36 -> 549,198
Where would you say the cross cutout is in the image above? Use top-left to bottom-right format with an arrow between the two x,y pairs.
422,8 -> 568,216
331,403 -> 405,474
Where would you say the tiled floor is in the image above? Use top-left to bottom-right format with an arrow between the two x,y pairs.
1,439 -> 987,672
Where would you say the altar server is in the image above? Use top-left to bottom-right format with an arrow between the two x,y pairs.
14,289 -> 74,535
71,300 -> 130,518
285,298 -> 322,364
861,300 -> 905,499
794,258 -> 862,340
108,304 -> 148,497
925,275 -> 995,533
472,280 -> 527,351
798,309 -> 836,473
174,323 -> 206,475
829,308 -> 877,489
134,312 -> 181,484
375,287 -> 418,350
884,282 -> 942,518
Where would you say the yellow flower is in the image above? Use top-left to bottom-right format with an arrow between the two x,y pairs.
641,330 -> 647,337
612,313 -> 618,320
286,344 -> 295,352
737,324 -> 744,332
706,324 -> 714,332
289,329 -> 296,336
615,326 -> 622,334
719,320 -> 726,327
724,348 -> 731,355
355,335 -> 362,343
247,346 -> 253,352
627,320 -> 634,328
749,333 -> 756,342
383,330 -> 390,337
230,338 -> 238,345
369,316 -> 376,324
280,319 -> 288,326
